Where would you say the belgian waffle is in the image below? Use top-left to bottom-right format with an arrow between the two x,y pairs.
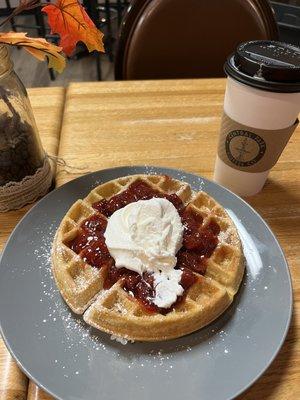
52,174 -> 244,341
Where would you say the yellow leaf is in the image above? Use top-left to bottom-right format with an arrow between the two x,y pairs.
0,32 -> 66,73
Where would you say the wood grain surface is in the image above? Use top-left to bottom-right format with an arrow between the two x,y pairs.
55,79 -> 299,400
1,79 -> 299,400
0,87 -> 65,400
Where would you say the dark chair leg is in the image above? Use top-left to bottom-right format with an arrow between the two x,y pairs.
49,68 -> 56,81
105,0 -> 114,62
84,0 -> 104,79
84,0 -> 98,22
34,8 -> 46,37
35,6 -> 54,80
96,52 -> 102,81
116,0 -> 123,26
5,0 -> 16,31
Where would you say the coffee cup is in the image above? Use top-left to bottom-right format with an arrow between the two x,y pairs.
214,41 -> 300,196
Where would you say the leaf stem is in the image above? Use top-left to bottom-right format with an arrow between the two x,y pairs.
0,1 -> 50,29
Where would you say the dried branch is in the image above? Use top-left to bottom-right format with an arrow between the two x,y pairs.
0,1 -> 45,29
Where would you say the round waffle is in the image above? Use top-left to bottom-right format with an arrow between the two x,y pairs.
52,174 -> 244,341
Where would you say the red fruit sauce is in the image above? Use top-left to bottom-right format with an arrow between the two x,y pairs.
92,179 -> 183,217
66,179 -> 220,313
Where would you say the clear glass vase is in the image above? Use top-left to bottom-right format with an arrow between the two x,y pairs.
0,45 -> 52,211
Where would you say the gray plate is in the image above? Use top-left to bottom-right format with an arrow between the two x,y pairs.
0,166 -> 292,400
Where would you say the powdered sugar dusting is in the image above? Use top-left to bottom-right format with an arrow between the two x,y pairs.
15,170 -> 252,382
32,224 -> 111,356
31,215 -> 234,369
218,230 -> 230,244
111,335 -> 135,345
32,222 -> 233,376
73,267 -> 99,291
3,167 -> 280,399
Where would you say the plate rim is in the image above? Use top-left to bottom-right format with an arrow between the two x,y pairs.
0,165 -> 293,400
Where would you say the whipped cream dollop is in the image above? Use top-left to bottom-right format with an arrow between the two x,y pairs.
104,198 -> 184,308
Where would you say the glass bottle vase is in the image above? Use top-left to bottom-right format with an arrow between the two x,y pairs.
0,45 -> 52,212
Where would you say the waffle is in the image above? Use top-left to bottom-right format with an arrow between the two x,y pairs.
52,174 -> 244,341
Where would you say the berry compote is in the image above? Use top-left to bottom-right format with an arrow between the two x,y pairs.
66,179 -> 220,313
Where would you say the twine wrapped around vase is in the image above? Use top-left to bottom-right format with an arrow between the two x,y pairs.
0,157 -> 53,212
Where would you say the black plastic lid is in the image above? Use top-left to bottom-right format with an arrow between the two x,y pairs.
224,41 -> 300,93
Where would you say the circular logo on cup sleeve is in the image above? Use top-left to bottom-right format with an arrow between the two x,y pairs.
225,130 -> 266,167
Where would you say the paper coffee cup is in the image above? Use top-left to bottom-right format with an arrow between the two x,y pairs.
214,41 -> 300,196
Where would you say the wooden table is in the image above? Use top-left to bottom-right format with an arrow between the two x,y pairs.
0,87 -> 65,400
1,79 -> 299,400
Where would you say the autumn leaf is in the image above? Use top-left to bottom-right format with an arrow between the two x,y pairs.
42,0 -> 104,56
0,32 -> 66,73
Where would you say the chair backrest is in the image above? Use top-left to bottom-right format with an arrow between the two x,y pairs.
115,0 -> 278,80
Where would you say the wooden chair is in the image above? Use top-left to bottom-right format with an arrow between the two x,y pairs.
115,0 -> 279,80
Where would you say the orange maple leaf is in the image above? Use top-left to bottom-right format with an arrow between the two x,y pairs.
42,0 -> 104,56
0,32 -> 66,73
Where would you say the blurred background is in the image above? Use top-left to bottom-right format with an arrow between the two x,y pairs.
0,0 -> 299,87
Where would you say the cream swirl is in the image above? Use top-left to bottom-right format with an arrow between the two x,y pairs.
104,198 -> 184,308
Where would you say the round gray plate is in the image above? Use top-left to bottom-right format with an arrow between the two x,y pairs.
0,166 -> 292,400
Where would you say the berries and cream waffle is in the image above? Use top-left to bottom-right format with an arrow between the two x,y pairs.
52,175 -> 244,341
